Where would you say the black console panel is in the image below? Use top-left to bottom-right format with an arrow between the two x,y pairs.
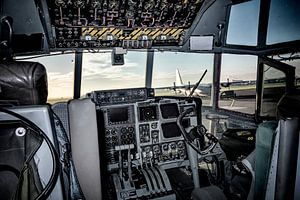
100,98 -> 197,170
92,88 -> 198,199
47,0 -> 204,49
88,87 -> 154,105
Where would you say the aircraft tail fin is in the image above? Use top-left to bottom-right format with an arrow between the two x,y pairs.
176,68 -> 184,86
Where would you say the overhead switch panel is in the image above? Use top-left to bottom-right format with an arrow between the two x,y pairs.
48,0 -> 204,49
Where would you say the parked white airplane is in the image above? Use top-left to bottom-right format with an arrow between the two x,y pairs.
174,68 -> 206,97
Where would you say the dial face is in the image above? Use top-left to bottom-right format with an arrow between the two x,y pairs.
108,0 -> 118,9
74,0 -> 85,8
198,125 -> 207,135
91,0 -> 101,8
55,0 -> 65,6
144,1 -> 155,10
138,90 -> 145,96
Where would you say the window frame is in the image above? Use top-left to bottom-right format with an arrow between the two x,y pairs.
256,56 -> 295,120
222,0 -> 300,56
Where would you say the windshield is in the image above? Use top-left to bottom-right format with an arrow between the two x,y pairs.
81,51 -> 147,95
152,52 -> 214,106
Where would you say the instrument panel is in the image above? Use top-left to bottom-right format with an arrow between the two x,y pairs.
48,0 -> 204,49
88,87 -> 154,106
93,88 -> 199,199
100,98 -> 197,170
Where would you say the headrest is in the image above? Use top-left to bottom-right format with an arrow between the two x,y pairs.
0,61 -> 48,105
277,92 -> 300,119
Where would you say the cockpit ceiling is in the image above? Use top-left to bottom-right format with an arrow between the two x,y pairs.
49,0 -> 204,49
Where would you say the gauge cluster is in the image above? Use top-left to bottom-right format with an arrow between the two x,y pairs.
90,87 -> 199,199
99,97 -> 197,170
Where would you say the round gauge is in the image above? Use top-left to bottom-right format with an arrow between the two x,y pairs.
138,90 -> 145,96
128,127 -> 134,133
55,0 -> 65,6
91,0 -> 101,8
175,4 -> 182,11
144,108 -> 154,118
121,127 -> 127,134
144,1 -> 154,10
74,0 -> 85,8
198,125 -> 207,135
108,0 -> 118,9
177,141 -> 184,148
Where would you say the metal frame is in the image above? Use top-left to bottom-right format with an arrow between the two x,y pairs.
73,50 -> 83,99
211,53 -> 222,110
36,0 -> 55,49
222,0 -> 300,56
145,50 -> 154,88
255,56 -> 295,121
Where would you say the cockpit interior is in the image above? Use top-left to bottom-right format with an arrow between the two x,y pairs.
0,0 -> 300,200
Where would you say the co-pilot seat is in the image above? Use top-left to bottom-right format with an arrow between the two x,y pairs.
192,93 -> 300,200
0,61 -> 64,199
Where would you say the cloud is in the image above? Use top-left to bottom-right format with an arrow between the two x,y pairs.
81,53 -> 141,81
47,71 -> 74,98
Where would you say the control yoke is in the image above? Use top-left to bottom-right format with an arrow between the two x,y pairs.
177,108 -> 218,155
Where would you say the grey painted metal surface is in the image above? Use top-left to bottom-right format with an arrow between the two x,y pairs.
0,106 -> 64,200
68,98 -> 102,200
145,50 -> 154,88
265,126 -> 279,200
294,129 -> 300,200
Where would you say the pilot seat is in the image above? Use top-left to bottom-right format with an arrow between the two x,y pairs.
0,61 -> 82,200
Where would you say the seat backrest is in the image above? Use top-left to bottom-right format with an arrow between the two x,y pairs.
273,93 -> 300,200
253,93 -> 300,200
68,98 -> 102,200
253,121 -> 278,200
0,61 -> 48,105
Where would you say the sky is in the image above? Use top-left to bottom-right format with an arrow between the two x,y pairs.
26,0 -> 300,100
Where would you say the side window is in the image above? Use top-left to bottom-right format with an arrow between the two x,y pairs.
226,0 -> 260,46
261,65 -> 286,117
267,0 -> 300,44
275,52 -> 300,90
219,54 -> 258,114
